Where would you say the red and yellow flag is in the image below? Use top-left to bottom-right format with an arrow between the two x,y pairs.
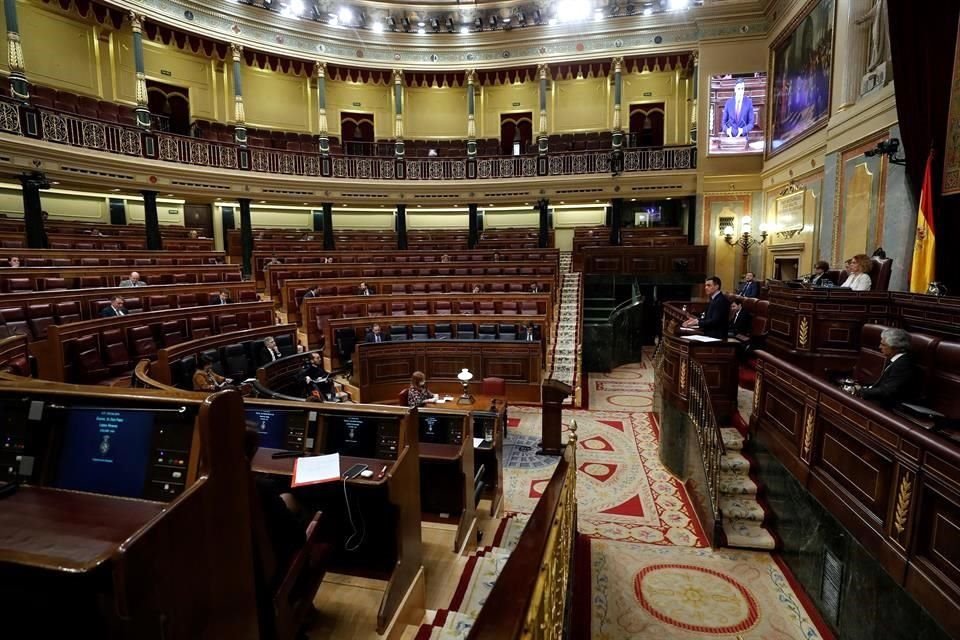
910,151 -> 937,292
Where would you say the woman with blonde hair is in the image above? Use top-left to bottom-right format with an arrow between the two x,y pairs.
841,254 -> 872,291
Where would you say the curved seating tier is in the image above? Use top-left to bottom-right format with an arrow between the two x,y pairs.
0,217 -> 206,238
0,230 -> 214,251
0,264 -> 241,292
354,339 -> 543,404
319,313 -> 548,368
0,249 -> 225,269
572,226 -> 689,270
42,300 -> 274,383
144,324 -> 299,391
0,281 -> 257,341
263,253 -> 558,297
475,229 -> 554,250
299,293 -> 552,342
0,334 -> 31,376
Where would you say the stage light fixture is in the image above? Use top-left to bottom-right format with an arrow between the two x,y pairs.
516,10 -> 526,26
474,16 -> 483,30
446,17 -> 455,32
489,14 -> 498,29
556,0 -> 591,22
532,9 -> 542,24
402,16 -> 411,31
431,18 -> 440,32
289,0 -> 305,15
387,15 -> 397,30
460,24 -> 470,34
417,26 -> 426,34
372,20 -> 384,33
643,6 -> 653,15
338,7 -> 352,24
668,0 -> 689,10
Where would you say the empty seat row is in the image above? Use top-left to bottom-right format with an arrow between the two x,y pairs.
66,310 -> 275,384
311,300 -> 541,326
0,291 -> 260,340
29,85 -> 137,125
1,271 -> 241,293
3,256 -> 222,268
366,323 -> 539,341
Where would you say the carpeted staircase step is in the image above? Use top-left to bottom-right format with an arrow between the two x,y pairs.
719,470 -> 758,496
720,427 -> 745,451
719,495 -> 766,522
723,519 -> 777,551
720,451 -> 751,473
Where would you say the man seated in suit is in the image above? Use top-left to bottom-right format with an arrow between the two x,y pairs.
682,277 -> 730,339
728,300 -> 752,337
99,295 -> 127,317
736,272 -> 760,298
518,322 -> 540,342
301,352 -> 336,400
256,336 -> 284,366
119,271 -> 146,287
357,281 -> 373,296
215,290 -> 231,304
529,282 -> 541,294
365,323 -> 388,343
857,328 -> 920,407
302,285 -> 319,299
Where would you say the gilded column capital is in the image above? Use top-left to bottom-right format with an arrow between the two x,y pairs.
231,43 -> 243,62
392,68 -> 404,84
691,52 -> 699,67
129,12 -> 144,34
315,61 -> 326,79
466,69 -> 476,85
612,56 -> 624,73
537,63 -> 549,80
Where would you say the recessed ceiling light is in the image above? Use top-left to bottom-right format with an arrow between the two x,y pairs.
216,197 -> 222,201
643,7 -> 653,16
595,199 -> 600,203
631,198 -> 637,201
416,204 -> 422,207
372,21 -> 384,33
303,202 -> 309,205
417,21 -> 425,27
666,197 -> 672,200
111,188 -> 121,192
338,7 -> 352,23
328,14 -> 339,26
164,193 -> 173,197
417,26 -> 425,34
560,201 -> 565,204
51,181 -> 60,185
489,204 -> 495,207
460,25 -> 470,34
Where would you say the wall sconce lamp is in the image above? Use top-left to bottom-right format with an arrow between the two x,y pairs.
723,216 -> 768,256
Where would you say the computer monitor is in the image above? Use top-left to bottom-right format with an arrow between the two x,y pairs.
55,408 -> 155,499
324,414 -> 380,457
419,413 -> 462,444
245,408 -> 310,451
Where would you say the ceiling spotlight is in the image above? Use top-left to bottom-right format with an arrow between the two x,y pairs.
474,16 -> 483,30
289,0 -> 305,16
417,26 -> 425,34
402,16 -> 411,31
338,6 -> 352,23
532,9 -> 542,24
643,6 -> 653,16
460,24 -> 470,34
431,18 -> 440,32
503,16 -> 512,30
446,17 -> 455,32
516,10 -> 525,26
488,14 -> 498,28
387,15 -> 396,30
555,0 -> 591,22
327,13 -> 338,25
668,0 -> 689,10
372,21 -> 384,33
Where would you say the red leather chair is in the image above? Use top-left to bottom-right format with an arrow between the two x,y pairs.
399,388 -> 410,406
54,301 -> 82,325
482,377 -> 506,395
127,325 -> 158,359
27,304 -> 55,340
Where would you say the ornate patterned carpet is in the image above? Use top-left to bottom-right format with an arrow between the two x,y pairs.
498,352 -> 832,639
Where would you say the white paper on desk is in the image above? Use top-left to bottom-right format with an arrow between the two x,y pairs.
473,437 -> 484,448
291,453 -> 341,488
683,335 -> 721,343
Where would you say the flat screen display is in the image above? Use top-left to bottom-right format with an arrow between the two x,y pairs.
246,408 -> 289,450
706,72 -> 767,156
56,408 -> 154,498
419,414 -> 460,444
325,414 -> 379,457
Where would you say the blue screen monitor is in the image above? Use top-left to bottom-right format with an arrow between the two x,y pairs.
245,408 -> 288,450
56,408 -> 155,498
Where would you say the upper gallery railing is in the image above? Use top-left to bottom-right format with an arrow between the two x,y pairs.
0,98 -> 697,181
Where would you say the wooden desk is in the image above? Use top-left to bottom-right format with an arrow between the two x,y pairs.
0,487 -> 165,571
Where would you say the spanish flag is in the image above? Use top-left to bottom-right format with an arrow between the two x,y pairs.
909,151 -> 936,293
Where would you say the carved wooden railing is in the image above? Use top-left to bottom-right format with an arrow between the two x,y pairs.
0,98 -> 696,181
687,359 -> 725,527
468,425 -> 578,639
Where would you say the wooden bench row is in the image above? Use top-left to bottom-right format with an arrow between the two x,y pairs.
0,264 -> 242,292
0,216 -> 205,238
0,281 -> 258,341
0,249 -> 224,268
39,300 -> 275,383
263,255 -> 558,297
318,313 -> 549,368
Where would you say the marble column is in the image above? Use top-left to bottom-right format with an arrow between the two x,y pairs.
611,57 -> 624,148
396,204 -> 407,249
129,13 -> 151,129
322,202 -> 334,250
468,203 -> 479,248
231,44 -> 247,145
536,64 -> 549,154
19,172 -> 46,248
393,69 -> 405,159
142,190 -> 162,250
316,62 -> 329,154
239,198 -> 253,277
537,199 -> 550,248
4,0 -> 28,101
466,69 -> 477,158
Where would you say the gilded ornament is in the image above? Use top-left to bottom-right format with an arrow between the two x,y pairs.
798,316 -> 810,348
679,359 -> 688,392
893,474 -> 913,535
801,407 -> 815,460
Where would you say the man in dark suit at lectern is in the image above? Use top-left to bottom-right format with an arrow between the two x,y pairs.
682,277 -> 730,340
859,328 -> 919,407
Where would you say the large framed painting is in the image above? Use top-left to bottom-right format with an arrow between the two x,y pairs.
944,16 -> 960,196
767,0 -> 836,157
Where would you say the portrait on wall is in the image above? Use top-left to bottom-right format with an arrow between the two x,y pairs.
768,0 -> 836,156
944,17 -> 960,196
707,72 -> 767,156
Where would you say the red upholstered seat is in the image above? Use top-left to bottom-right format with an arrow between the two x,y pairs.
54,301 -> 82,325
27,304 -> 55,340
0,308 -> 28,337
161,320 -> 186,347
127,325 -> 158,359
189,316 -> 212,338
3,278 -> 32,293
101,328 -> 131,374
72,335 -> 108,383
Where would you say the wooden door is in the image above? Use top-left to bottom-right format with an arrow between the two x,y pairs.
500,113 -> 533,156
340,112 -> 375,155
629,103 -> 665,147
184,204 -> 214,238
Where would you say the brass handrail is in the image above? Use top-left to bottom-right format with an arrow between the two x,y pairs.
468,423 -> 578,640
688,359 -> 725,522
